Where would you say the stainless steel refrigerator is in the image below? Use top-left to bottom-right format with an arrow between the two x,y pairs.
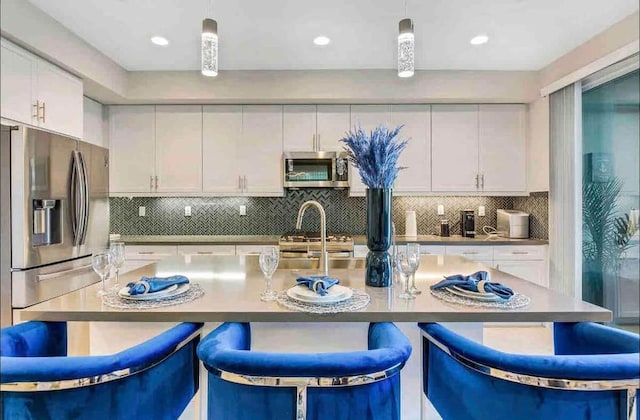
0,124 -> 109,327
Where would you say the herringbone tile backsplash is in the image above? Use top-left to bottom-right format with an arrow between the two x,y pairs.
110,191 -> 549,239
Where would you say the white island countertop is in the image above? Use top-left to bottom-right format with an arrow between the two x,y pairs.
18,255 -> 610,323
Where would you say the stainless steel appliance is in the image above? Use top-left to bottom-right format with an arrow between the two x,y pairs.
283,152 -> 349,189
0,125 -> 109,327
497,209 -> 530,239
279,231 -> 354,259
460,210 -> 476,238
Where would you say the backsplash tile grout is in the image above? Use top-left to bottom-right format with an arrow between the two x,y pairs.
110,191 -> 548,239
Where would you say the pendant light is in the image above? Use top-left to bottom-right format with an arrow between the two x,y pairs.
201,1 -> 218,78
398,0 -> 414,78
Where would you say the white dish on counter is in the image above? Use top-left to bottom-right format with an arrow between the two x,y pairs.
287,284 -> 353,304
118,283 -> 190,300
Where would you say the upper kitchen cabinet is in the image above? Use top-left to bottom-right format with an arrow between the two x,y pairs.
478,104 -> 526,192
349,105 -> 391,196
202,105 -> 243,195
155,105 -> 203,193
109,105 -> 156,193
283,105 -> 317,152
431,104 -> 527,194
83,97 -> 107,148
431,105 -> 479,192
283,105 -> 349,152
1,39 -> 83,139
390,105 -> 431,195
240,105 -> 284,196
316,105 -> 350,152
203,105 -> 283,196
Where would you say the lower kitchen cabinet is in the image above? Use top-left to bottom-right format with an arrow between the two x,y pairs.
236,245 -> 279,255
177,245 -> 236,256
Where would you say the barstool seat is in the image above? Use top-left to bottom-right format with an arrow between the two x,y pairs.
1,321 -> 203,420
197,322 -> 412,420
419,322 -> 640,420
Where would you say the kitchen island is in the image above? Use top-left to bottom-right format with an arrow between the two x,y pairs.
18,254 -> 607,323
16,255 -> 610,420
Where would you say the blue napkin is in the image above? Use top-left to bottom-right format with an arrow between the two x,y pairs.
296,275 -> 339,296
126,275 -> 189,296
430,271 -> 514,300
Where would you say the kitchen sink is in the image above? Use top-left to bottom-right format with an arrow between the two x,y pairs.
276,258 -> 366,270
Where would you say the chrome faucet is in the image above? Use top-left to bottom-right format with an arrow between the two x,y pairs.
296,200 -> 329,276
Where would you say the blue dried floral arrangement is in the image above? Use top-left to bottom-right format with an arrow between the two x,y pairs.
340,125 -> 408,189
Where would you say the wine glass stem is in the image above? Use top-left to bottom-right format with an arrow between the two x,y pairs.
411,273 -> 416,289
115,269 -> 119,285
404,274 -> 411,295
266,276 -> 272,292
101,275 -> 106,293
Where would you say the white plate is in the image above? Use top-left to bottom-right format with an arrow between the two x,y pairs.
447,286 -> 505,302
287,284 -> 353,305
118,283 -> 190,300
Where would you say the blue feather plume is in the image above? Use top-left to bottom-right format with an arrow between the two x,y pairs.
340,124 -> 408,189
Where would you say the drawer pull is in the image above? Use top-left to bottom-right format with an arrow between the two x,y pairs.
462,252 -> 479,255
196,251 -> 214,255
511,251 -> 529,255
137,251 -> 155,255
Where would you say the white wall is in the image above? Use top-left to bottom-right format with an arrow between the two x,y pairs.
527,96 -> 550,192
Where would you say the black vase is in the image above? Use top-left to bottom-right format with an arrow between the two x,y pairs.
365,188 -> 392,287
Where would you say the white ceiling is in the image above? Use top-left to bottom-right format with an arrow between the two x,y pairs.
28,0 -> 639,72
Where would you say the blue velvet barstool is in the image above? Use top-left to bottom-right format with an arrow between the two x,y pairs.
419,322 -> 640,420
197,322 -> 412,420
1,321 -> 203,420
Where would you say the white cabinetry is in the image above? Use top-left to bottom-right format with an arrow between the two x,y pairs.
479,105 -> 526,192
177,245 -> 235,256
155,105 -> 202,193
317,105 -> 350,152
83,97 -> 107,147
431,104 -> 526,194
1,38 -> 83,138
202,105 -> 243,194
283,105 -> 349,152
109,106 -> 156,193
202,105 -> 284,196
493,245 -> 548,287
390,105 -> 431,195
349,105 -> 391,196
240,106 -> 284,195
235,245 -> 279,255
431,105 -> 479,192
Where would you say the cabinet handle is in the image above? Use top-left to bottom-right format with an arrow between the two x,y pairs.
138,251 -> 155,255
150,175 -> 154,191
317,134 -> 321,150
481,174 -> 485,189
475,174 -> 480,189
196,251 -> 214,255
33,101 -> 40,120
312,134 -> 316,151
496,264 -> 500,270
39,102 -> 45,123
243,176 -> 247,192
462,251 -> 479,255
511,251 -> 529,255
238,176 -> 243,191
155,176 -> 159,191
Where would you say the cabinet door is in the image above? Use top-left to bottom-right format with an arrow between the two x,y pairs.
495,260 -> 548,288
431,105 -> 479,192
349,105 -> 391,196
83,97 -> 106,147
177,245 -> 236,256
109,106 -> 156,193
283,105 -> 316,151
317,105 -> 350,152
36,60 -> 83,138
240,105 -> 284,196
155,105 -> 203,193
0,40 -> 36,125
124,245 -> 178,261
391,105 -> 431,194
479,105 -> 526,192
202,105 -> 243,194
236,245 -> 279,255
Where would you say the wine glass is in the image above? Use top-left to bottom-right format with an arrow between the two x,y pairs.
395,249 -> 415,300
259,246 -> 279,301
92,250 -> 112,296
110,241 -> 125,290
407,243 -> 421,295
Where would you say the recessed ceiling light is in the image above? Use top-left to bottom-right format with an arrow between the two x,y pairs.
470,34 -> 489,45
151,36 -> 169,46
313,36 -> 331,46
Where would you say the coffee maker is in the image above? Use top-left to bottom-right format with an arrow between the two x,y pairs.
460,210 -> 475,238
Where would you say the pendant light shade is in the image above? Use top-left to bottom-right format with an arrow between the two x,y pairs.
398,18 -> 414,78
202,18 -> 218,77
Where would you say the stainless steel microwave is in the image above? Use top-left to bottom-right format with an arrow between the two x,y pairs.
283,151 -> 350,189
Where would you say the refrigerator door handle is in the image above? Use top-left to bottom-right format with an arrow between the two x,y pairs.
78,151 -> 90,246
70,151 -> 81,246
37,264 -> 92,281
